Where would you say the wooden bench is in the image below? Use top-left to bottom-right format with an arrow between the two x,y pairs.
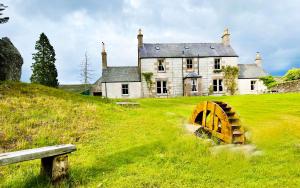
0,144 -> 76,182
116,102 -> 140,107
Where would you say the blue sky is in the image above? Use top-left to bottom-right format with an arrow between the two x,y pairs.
1,0 -> 300,84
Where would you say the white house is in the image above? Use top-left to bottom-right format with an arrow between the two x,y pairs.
92,29 -> 267,98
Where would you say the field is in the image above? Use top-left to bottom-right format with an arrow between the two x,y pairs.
0,82 -> 300,187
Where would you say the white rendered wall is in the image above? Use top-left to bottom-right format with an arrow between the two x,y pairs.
238,79 -> 267,94
102,82 -> 142,98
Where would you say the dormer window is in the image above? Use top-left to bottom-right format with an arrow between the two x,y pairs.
158,59 -> 165,72
187,59 -> 193,69
214,58 -> 221,70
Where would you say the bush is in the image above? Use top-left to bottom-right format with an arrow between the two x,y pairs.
283,68 -> 300,81
259,76 -> 277,89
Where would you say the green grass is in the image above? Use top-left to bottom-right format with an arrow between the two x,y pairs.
1,81 -> 300,187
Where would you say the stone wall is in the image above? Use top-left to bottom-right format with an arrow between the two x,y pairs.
0,37 -> 23,81
273,80 -> 300,93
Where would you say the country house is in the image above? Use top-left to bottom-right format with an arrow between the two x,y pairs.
91,29 -> 267,98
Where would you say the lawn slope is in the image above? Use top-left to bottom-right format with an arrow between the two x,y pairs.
0,82 -> 300,187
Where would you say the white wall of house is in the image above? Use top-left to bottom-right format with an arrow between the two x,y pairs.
238,79 -> 267,94
102,82 -> 142,98
140,56 -> 239,97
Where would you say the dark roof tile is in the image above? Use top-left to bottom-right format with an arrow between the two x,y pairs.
139,43 -> 238,58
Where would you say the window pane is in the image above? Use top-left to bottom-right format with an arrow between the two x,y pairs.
219,80 -> 223,91
213,80 -> 217,85
163,81 -> 167,93
213,86 -> 218,91
122,84 -> 129,94
157,81 -> 161,93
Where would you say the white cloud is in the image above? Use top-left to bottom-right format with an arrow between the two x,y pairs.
1,0 -> 300,83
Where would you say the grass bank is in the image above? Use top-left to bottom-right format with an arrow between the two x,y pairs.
0,82 -> 300,187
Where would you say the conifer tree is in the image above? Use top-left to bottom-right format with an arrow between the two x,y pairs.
30,33 -> 59,87
0,4 -> 9,24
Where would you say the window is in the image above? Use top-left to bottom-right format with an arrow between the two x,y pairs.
213,79 -> 223,92
156,80 -> 167,94
187,59 -> 193,69
122,84 -> 129,95
158,59 -> 165,72
251,80 -> 256,90
214,58 -> 221,70
191,79 -> 197,92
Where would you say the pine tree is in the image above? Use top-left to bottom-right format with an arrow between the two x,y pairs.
30,33 -> 59,87
0,4 -> 9,24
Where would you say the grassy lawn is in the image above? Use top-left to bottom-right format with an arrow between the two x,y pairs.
0,82 -> 300,187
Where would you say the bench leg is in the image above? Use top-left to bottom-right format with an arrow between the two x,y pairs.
40,154 -> 69,182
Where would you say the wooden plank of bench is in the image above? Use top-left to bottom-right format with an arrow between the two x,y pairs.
116,102 -> 139,106
0,144 -> 76,166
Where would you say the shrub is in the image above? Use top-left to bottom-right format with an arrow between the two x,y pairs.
259,76 -> 277,89
221,65 -> 239,95
283,68 -> 300,81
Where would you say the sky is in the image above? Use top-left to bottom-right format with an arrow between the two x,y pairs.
1,0 -> 300,84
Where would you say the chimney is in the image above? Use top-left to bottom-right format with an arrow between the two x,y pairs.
221,28 -> 230,46
101,42 -> 107,70
137,28 -> 143,48
255,52 -> 262,67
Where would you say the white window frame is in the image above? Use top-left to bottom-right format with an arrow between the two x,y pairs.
157,59 -> 165,72
214,58 -> 221,70
121,84 -> 129,95
191,78 -> 197,92
213,79 -> 223,93
251,80 -> 256,91
187,58 -> 193,69
156,80 -> 168,95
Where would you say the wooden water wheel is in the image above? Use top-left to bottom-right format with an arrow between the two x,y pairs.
189,101 -> 245,144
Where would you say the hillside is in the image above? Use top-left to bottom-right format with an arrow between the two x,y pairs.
1,82 -> 300,187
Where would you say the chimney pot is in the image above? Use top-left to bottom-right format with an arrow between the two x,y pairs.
137,28 -> 143,48
255,52 -> 262,67
221,28 -> 230,46
101,42 -> 107,70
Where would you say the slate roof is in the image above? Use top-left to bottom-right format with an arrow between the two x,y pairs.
238,64 -> 268,79
139,43 -> 238,58
101,66 -> 140,83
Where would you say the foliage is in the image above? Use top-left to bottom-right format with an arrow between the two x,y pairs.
208,85 -> 214,95
213,69 -> 222,73
283,68 -> 300,81
1,82 -> 300,187
259,75 -> 277,89
142,72 -> 154,96
30,33 -> 59,87
221,65 -> 239,95
0,4 -> 9,24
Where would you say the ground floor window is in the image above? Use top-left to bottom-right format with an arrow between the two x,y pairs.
213,79 -> 223,92
93,92 -> 102,96
157,80 -> 167,94
122,84 -> 129,95
251,80 -> 256,90
191,79 -> 197,92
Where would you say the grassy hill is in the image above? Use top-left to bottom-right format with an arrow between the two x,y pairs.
0,82 -> 300,187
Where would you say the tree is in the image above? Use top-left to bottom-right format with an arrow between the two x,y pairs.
142,72 -> 154,97
221,65 -> 239,95
80,51 -> 93,91
283,68 -> 300,81
30,33 -> 58,87
260,76 -> 277,89
0,4 -> 9,24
